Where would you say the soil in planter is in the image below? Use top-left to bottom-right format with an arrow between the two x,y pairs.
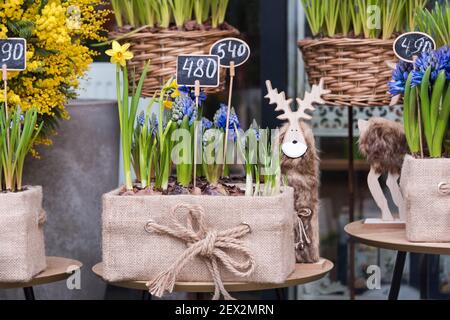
119,176 -> 246,197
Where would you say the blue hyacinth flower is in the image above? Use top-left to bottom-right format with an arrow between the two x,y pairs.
389,61 -> 413,95
213,103 -> 241,130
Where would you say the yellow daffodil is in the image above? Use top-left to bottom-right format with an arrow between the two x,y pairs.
106,41 -> 134,67
164,100 -> 173,109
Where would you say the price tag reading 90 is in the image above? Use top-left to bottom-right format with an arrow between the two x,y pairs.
0,38 -> 26,71
176,55 -> 220,87
210,38 -> 250,68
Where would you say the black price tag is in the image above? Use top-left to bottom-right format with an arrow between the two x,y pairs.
210,38 -> 250,68
0,38 -> 26,71
393,32 -> 436,63
176,55 -> 220,87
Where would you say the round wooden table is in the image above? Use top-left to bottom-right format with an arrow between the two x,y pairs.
345,221 -> 450,300
0,256 -> 82,300
93,259 -> 333,300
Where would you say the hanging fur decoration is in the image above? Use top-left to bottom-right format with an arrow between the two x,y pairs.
265,80 -> 328,263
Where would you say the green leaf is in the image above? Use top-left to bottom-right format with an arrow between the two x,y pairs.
35,47 -> 59,57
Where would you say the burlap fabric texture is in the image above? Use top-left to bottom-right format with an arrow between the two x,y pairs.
102,187 -> 297,291
400,156 -> 450,242
0,186 -> 46,282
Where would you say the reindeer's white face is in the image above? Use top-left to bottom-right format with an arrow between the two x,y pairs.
282,122 -> 308,158
265,79 -> 329,159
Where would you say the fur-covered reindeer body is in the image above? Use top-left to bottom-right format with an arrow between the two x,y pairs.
280,123 -> 320,263
358,118 -> 408,221
265,80 -> 329,263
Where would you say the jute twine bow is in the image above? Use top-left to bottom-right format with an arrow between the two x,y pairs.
438,182 -> 450,195
295,208 -> 312,250
144,204 -> 255,300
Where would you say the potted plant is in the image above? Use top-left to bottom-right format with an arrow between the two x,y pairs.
0,104 -> 46,282
388,45 -> 450,242
101,42 -> 297,300
0,1 -> 112,295
108,0 -> 239,96
298,0 -> 428,107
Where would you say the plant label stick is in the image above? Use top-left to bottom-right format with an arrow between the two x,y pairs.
222,61 -> 235,175
1,38 -> 26,148
193,80 -> 200,189
177,55 -> 219,190
210,38 -> 251,176
2,64 -> 9,148
412,55 -> 425,159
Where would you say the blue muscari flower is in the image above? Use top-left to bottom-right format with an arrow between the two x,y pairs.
388,61 -> 413,96
179,85 -> 190,95
178,86 -> 207,106
436,45 -> 450,80
201,117 -> 212,130
171,95 -> 197,126
9,113 -> 24,129
137,111 -> 145,126
149,113 -> 159,136
195,91 -> 207,105
213,103 -> 241,130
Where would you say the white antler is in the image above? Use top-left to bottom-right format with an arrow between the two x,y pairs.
265,80 -> 293,121
296,79 -> 330,120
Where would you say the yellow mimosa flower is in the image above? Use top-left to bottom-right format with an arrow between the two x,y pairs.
106,41 -> 134,67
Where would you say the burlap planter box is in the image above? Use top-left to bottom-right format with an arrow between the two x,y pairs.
102,187 -> 296,285
0,186 -> 47,282
400,156 -> 450,242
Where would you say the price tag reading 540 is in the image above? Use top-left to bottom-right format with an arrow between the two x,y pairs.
0,38 -> 26,71
210,38 -> 250,68
176,55 -> 220,87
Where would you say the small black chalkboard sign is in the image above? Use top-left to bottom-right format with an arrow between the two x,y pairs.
393,32 -> 436,63
177,55 -> 220,87
210,38 -> 250,68
0,38 -> 26,71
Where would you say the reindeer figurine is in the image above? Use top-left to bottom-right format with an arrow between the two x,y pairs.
265,79 -> 330,263
358,118 -> 408,222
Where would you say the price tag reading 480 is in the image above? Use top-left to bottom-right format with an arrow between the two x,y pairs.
176,55 -> 220,87
0,38 -> 26,71
210,38 -> 250,68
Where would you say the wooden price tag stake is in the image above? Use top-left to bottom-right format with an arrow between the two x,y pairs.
193,80 -> 200,189
176,55 -> 220,191
210,37 -> 251,177
412,55 -> 424,159
2,64 -> 9,146
222,61 -> 235,175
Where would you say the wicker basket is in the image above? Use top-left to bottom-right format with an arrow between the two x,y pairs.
110,26 -> 240,97
298,37 -> 397,107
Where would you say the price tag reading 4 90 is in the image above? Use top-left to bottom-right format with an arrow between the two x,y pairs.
176,55 -> 220,87
393,32 -> 436,63
0,38 -> 26,71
